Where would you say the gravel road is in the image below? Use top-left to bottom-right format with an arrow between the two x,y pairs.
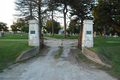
0,37 -> 117,80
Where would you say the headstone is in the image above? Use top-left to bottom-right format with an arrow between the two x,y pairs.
82,20 -> 93,48
102,34 -> 104,36
29,20 -> 39,46
49,32 -> 51,36
0,32 -> 1,37
72,33 -> 74,35
109,33 -> 112,37
94,32 -> 96,37
70,31 -> 71,36
75,33 -> 78,35
20,32 -> 23,36
113,32 -> 118,38
0,32 -> 4,37
46,32 -> 48,35
59,30 -> 64,35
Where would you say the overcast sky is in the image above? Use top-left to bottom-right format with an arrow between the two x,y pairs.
0,0 -> 71,30
0,0 -> 16,30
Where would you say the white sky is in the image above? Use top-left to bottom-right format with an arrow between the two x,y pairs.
0,0 -> 71,30
0,0 -> 15,30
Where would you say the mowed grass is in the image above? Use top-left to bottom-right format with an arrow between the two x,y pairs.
89,42 -> 120,77
44,34 -> 79,39
94,36 -> 120,41
0,34 -> 28,39
44,34 -> 120,41
0,41 -> 35,72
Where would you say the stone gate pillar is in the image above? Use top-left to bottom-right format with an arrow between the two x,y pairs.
29,20 -> 39,46
82,20 -> 93,48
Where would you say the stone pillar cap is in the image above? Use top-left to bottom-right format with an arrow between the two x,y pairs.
83,20 -> 93,24
29,20 -> 39,24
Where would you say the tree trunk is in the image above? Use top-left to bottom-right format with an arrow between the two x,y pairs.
79,19 -> 83,50
80,19 -> 83,33
99,31 -> 102,36
52,10 -> 54,36
38,0 -> 42,51
103,26 -> 106,39
64,12 -> 66,38
30,0 -> 33,20
63,3 -> 67,38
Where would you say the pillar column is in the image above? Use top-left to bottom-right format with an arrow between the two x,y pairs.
82,20 -> 93,48
29,20 -> 39,46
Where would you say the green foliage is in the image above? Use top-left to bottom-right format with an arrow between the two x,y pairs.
0,41 -> 35,72
11,18 -> 26,33
67,18 -> 80,34
11,24 -> 19,33
69,0 -> 93,19
45,20 -> 61,34
21,25 -> 29,33
0,22 -> 8,31
93,1 -> 112,26
93,0 -> 120,35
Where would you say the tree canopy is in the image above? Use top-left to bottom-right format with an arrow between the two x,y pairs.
0,22 -> 8,32
93,0 -> 120,37
11,18 -> 26,33
67,17 -> 80,34
21,25 -> 29,33
45,20 -> 61,34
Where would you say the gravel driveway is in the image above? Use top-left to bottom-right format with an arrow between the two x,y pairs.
0,37 -> 117,80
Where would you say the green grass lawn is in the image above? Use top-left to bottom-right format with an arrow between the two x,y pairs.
0,34 -> 28,39
44,34 -> 79,39
94,36 -> 120,41
89,42 -> 120,77
0,41 -> 35,72
44,34 -> 120,41
1,34 -> 120,41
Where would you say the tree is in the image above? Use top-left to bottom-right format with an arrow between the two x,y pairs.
49,0 -> 73,38
93,0 -> 112,39
11,18 -> 26,33
14,0 -> 46,50
67,17 -> 80,34
45,0 -> 61,36
0,22 -> 8,32
14,0 -> 35,19
69,0 -> 93,32
93,0 -> 120,38
69,0 -> 93,50
111,0 -> 120,33
21,25 -> 29,33
45,20 -> 61,34
11,22 -> 19,33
